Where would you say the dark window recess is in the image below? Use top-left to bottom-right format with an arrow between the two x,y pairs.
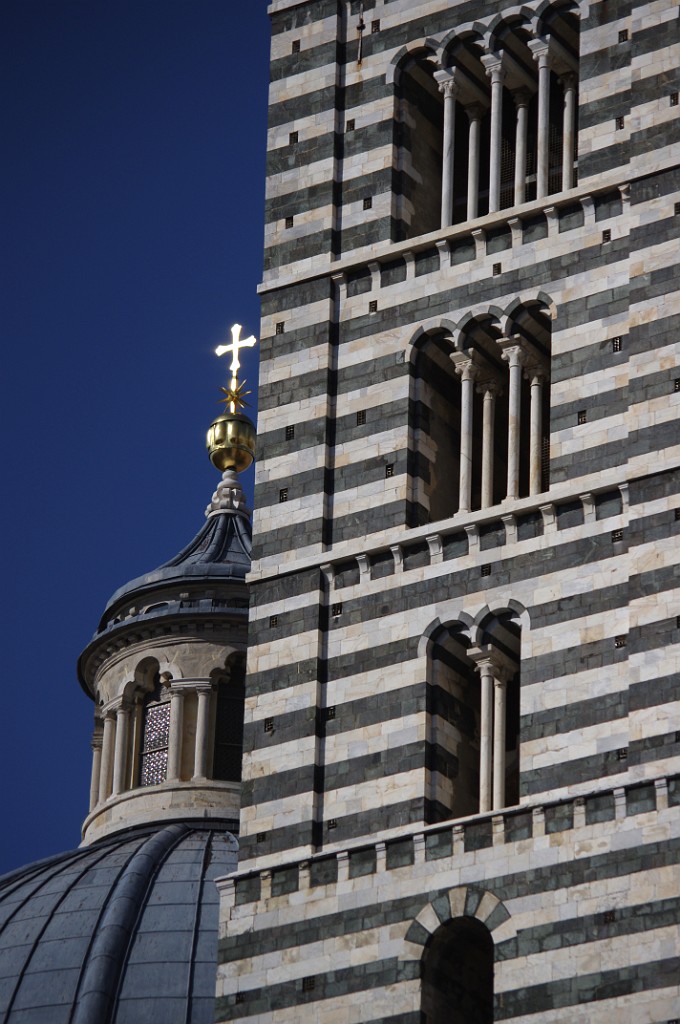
269,614 -> 278,627
213,669 -> 245,782
481,564 -> 491,577
264,718 -> 274,733
346,118 -> 355,132
331,602 -> 342,617
363,196 -> 372,210
275,321 -> 284,334
616,115 -> 625,130
493,262 -> 502,276
617,747 -> 628,760
326,706 -> 336,720
356,409 -> 366,426
612,529 -> 623,542
302,977 -> 315,992
602,228 -> 611,243
327,818 -> 337,830
289,130 -> 298,144
285,215 -> 294,228
671,92 -> 679,107
371,19 -> 380,32
612,336 -> 622,352
578,410 -> 587,425
235,992 -> 246,1004
676,615 -> 680,629
291,39 -> 300,53
256,832 -> 266,843
614,635 -> 627,649
603,909 -> 616,924
618,29 -> 628,42
369,299 -> 378,313
285,424 -> 295,440
675,201 -> 680,215
279,488 -> 288,502
675,508 -> 680,520
674,379 -> 680,392
385,463 -> 394,478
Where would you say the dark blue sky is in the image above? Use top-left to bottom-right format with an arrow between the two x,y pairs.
1,1 -> 270,874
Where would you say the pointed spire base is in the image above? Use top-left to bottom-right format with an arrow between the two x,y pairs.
206,469 -> 250,518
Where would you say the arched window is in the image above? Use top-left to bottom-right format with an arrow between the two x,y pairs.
393,51 -> 443,240
139,675 -> 170,787
212,656 -> 245,782
422,917 -> 494,1024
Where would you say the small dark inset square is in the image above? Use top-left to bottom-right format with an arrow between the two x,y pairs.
371,19 -> 380,32
356,409 -> 366,426
346,118 -> 356,132
369,299 -> 378,313
611,528 -> 623,542
331,602 -> 342,617
289,130 -> 299,144
618,28 -> 628,42
363,196 -> 372,209
285,424 -> 295,440
279,487 -> 288,503
614,635 -> 627,648
235,992 -> 246,1004
577,410 -> 587,424
602,228 -> 611,243
612,336 -> 622,352
493,262 -> 502,276
327,818 -> 337,830
269,615 -> 278,628
674,378 -> 680,392
302,977 -> 315,992
291,39 -> 300,53
275,321 -> 284,334
676,616 -> 680,629
285,215 -> 294,228
603,909 -> 616,923
481,563 -> 491,577
616,115 -> 625,129
256,832 -> 266,843
675,508 -> 680,521
264,718 -> 274,733
671,91 -> 679,107
617,747 -> 628,760
385,463 -> 394,478
326,706 -> 336,720
675,201 -> 680,215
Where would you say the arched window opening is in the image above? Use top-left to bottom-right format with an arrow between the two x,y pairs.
505,301 -> 552,496
440,35 -> 490,223
540,3 -> 580,191
139,673 -> 170,787
476,611 -> 522,810
427,623 -> 479,823
394,53 -> 442,240
213,656 -> 245,782
421,917 -> 494,1024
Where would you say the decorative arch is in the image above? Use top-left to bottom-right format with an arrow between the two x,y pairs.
401,885 -> 515,961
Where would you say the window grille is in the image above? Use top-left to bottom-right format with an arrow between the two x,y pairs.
369,299 -> 378,313
611,529 -> 623,542
481,564 -> 491,577
356,410 -> 366,426
302,977 -> 315,991
615,115 -> 625,130
577,410 -> 587,424
289,130 -> 298,144
140,687 -> 170,787
331,603 -> 343,617
618,29 -> 628,42
612,336 -> 622,352
602,228 -> 611,243
363,196 -> 372,209
614,635 -> 627,648
285,424 -> 295,440
327,818 -> 337,829
493,263 -> 501,276
279,487 -> 288,502
276,321 -> 284,334
671,92 -> 679,107
264,718 -> 274,733
285,215 -> 294,228
346,118 -> 355,132
385,463 -> 394,478
371,19 -> 380,33
326,706 -> 336,720
291,39 -> 300,53
269,614 -> 278,627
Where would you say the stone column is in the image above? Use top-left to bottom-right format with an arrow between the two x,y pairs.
98,712 -> 116,804
529,368 -> 546,495
513,89 -> 531,205
439,78 -> 458,228
492,676 -> 507,810
111,702 -> 130,797
501,342 -> 524,500
479,380 -> 500,508
532,43 -> 551,198
193,685 -> 213,781
167,687 -> 185,782
466,104 -> 485,220
452,356 -> 477,513
89,727 -> 103,812
486,63 -> 506,213
475,658 -> 495,814
561,72 -> 577,191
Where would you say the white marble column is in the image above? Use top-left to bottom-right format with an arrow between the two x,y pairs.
111,702 -> 130,797
476,658 -> 494,814
513,89 -> 530,205
561,72 -> 577,190
466,104 -> 484,220
98,712 -> 115,803
529,368 -> 546,495
492,676 -> 507,810
439,78 -> 458,228
89,728 -> 103,812
480,380 -> 500,508
167,687 -> 185,782
532,44 -> 551,198
453,357 -> 477,513
501,342 -> 524,500
192,685 -> 213,781
487,63 -> 506,213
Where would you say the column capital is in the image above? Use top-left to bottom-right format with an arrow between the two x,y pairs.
468,645 -> 515,683
498,338 -> 525,368
513,87 -> 532,108
528,37 -> 551,69
437,77 -> 459,101
476,375 -> 503,397
481,53 -> 506,83
559,71 -> 578,92
451,353 -> 478,381
465,101 -> 487,122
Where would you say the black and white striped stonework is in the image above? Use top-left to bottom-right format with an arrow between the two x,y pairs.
218,0 -> 680,1020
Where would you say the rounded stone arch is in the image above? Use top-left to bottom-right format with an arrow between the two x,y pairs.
418,611 -> 475,659
535,0 -> 581,34
472,599 -> 530,649
386,38 -> 441,87
487,7 -> 533,51
438,23 -> 485,66
407,319 -> 458,367
400,885 -> 516,963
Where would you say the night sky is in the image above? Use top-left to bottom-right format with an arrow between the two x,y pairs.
1,1 -> 270,874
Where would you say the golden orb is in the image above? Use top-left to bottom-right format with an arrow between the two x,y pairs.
206,412 -> 256,473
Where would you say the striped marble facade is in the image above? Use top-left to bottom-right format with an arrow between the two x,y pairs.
217,0 -> 680,1020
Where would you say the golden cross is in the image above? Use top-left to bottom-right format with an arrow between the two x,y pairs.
215,323 -> 257,382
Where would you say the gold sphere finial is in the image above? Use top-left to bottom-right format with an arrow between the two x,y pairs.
207,323 -> 257,473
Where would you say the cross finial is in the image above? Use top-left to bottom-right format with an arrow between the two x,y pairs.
215,323 -> 257,414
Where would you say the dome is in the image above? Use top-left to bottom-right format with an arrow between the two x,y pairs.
0,822 -> 238,1024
